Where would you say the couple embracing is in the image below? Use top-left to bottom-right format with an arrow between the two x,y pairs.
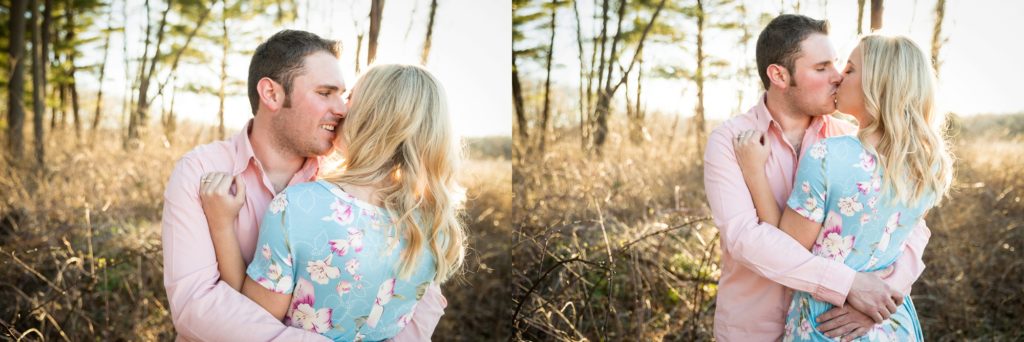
706,14 -> 952,341
161,30 -> 464,341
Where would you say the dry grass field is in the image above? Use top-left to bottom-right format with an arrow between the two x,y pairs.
0,123 -> 511,341
512,113 -> 1024,341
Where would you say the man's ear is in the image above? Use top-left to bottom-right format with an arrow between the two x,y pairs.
766,64 -> 790,90
257,77 -> 284,112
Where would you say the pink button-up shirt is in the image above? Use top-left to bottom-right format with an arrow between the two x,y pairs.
703,96 -> 931,341
162,121 -> 446,341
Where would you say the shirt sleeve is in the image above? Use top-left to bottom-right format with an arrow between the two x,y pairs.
882,218 -> 931,295
391,284 -> 447,341
161,156 -> 327,342
704,128 -> 854,306
246,191 -> 298,295
786,140 -> 829,223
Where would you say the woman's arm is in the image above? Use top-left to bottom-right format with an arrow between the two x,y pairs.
778,207 -> 823,250
199,172 -> 248,291
734,130 -> 782,226
242,276 -> 292,320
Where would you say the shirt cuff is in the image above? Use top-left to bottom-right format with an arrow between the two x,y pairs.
811,260 -> 855,306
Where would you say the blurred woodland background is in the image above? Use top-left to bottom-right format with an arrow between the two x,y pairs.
0,0 -> 511,340
513,0 -> 1023,340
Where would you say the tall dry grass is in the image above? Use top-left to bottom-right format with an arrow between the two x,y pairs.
512,113 -> 1024,341
0,123 -> 511,341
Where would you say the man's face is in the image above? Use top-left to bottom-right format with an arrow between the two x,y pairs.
783,33 -> 843,117
271,52 -> 347,158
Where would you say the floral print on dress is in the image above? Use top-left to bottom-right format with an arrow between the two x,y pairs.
783,136 -> 929,341
246,180 -> 437,341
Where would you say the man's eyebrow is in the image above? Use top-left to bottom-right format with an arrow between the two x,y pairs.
317,85 -> 342,91
815,60 -> 834,66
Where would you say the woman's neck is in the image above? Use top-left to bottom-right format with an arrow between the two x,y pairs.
335,181 -> 386,207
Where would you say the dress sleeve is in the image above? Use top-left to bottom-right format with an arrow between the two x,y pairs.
246,190 -> 298,295
786,140 -> 830,224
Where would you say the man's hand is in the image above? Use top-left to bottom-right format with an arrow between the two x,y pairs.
199,172 -> 247,230
817,305 -> 876,341
847,272 -> 903,323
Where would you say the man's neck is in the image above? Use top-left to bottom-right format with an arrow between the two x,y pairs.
765,90 -> 813,149
249,117 -> 307,193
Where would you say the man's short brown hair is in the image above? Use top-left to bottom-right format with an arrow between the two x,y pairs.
247,30 -> 341,114
756,14 -> 829,89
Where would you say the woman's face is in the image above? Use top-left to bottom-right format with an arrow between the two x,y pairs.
334,88 -> 356,158
837,45 -> 872,127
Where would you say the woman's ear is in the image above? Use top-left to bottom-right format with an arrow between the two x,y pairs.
766,64 -> 791,90
257,77 -> 284,112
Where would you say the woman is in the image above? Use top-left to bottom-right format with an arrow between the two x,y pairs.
733,35 -> 953,341
200,64 -> 466,341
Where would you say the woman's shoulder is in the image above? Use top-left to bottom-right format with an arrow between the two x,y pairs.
810,136 -> 868,161
270,181 -> 339,210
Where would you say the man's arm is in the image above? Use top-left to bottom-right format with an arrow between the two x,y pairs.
704,127 -> 854,306
161,156 -> 326,342
391,284 -> 447,341
880,218 -> 930,295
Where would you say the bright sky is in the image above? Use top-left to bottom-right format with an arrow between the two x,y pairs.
519,0 -> 1024,122
77,0 -> 511,138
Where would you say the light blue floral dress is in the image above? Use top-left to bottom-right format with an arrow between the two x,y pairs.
246,180 -> 436,342
783,136 -> 931,341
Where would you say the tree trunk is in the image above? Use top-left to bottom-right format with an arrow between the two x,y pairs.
573,0 -> 587,150
930,0 -> 945,77
129,0 -> 171,143
694,0 -> 706,157
870,0 -> 883,32
512,53 -> 527,140
92,6 -> 113,134
31,0 -> 45,166
42,0 -> 52,133
219,0 -> 229,140
8,0 -> 28,160
420,0 -> 437,65
539,0 -> 557,154
856,0 -> 865,35
355,33 -> 364,73
367,0 -> 384,64
65,3 -> 81,139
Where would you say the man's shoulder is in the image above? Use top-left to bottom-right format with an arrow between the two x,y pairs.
710,111 -> 758,137
173,139 -> 237,173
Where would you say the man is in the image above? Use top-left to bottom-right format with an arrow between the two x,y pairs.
161,30 -> 446,341
703,15 -> 931,341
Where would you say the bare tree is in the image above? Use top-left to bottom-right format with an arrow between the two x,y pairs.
367,0 -> 384,64
870,0 -> 883,32
7,0 -> 28,160
92,5 -> 115,136
127,0 -> 212,144
538,0 -> 561,153
930,0 -> 946,77
856,0 -> 865,34
31,0 -> 45,166
590,0 -> 667,152
63,2 -> 82,139
421,0 -> 438,65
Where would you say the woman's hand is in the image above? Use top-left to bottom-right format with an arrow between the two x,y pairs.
199,172 -> 247,231
733,129 -> 770,176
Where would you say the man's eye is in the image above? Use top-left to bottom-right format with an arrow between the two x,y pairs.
319,92 -> 330,97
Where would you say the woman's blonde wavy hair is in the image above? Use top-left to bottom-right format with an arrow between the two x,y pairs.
857,34 -> 954,206
321,64 -> 466,283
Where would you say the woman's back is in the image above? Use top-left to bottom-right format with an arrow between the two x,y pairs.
247,180 -> 436,341
782,135 -> 933,341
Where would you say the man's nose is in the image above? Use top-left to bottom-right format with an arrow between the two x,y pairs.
332,97 -> 348,118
